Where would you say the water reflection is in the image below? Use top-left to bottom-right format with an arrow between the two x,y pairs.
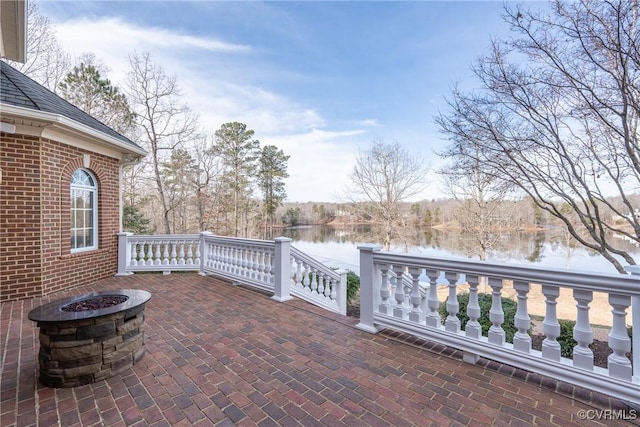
269,225 -> 639,274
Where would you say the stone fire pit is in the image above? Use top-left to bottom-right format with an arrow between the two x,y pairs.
28,289 -> 151,388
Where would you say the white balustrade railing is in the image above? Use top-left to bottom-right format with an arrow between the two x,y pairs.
357,244 -> 640,405
117,233 -> 201,273
116,232 -> 347,314
290,246 -> 348,315
200,233 -> 275,292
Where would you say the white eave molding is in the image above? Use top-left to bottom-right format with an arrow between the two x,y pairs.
0,103 -> 147,158
0,0 -> 27,63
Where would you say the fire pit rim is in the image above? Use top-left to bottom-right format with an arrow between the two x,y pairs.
28,289 -> 151,323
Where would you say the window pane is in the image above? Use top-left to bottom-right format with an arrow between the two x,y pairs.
83,211 -> 90,229
84,229 -> 93,247
70,169 -> 97,251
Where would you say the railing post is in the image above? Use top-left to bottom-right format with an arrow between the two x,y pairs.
116,232 -> 133,276
356,244 -> 382,333
336,269 -> 348,316
199,232 -> 213,276
272,237 -> 293,302
625,265 -> 640,382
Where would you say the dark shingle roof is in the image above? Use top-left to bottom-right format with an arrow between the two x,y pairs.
0,61 -> 144,153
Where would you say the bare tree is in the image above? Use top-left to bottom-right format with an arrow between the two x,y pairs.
125,51 -> 198,234
438,141 -> 513,260
189,135 -> 222,232
3,1 -> 70,91
347,139 -> 429,250
436,0 -> 640,273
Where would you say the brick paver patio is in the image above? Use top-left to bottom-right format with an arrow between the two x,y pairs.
1,273 -> 638,426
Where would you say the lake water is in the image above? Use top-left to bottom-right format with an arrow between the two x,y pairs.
271,224 -> 640,275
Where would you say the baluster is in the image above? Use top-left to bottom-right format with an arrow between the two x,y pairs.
212,245 -> 219,269
288,257 -> 295,285
218,245 -> 225,269
233,247 -> 238,273
249,249 -> 258,279
329,277 -> 337,300
241,247 -> 247,276
178,241 -> 185,265
488,277 -> 505,345
513,281 -> 532,353
318,272 -> 325,295
242,247 -> 249,277
204,243 -> 211,268
237,247 -> 245,277
152,241 -> 160,265
293,259 -> 302,287
156,241 -> 169,265
465,275 -> 482,339
572,289 -> 593,370
462,274 -> 482,363
541,285 -> 561,361
170,241 -> 178,265
310,270 -> 318,292
186,242 -> 194,265
223,246 -> 229,272
145,241 -> 154,266
252,249 -> 261,280
403,274 -> 412,309
255,248 -> 263,280
608,293 -> 632,380
425,269 -> 440,327
263,251 -> 272,285
213,245 -> 219,270
408,267 -> 423,323
392,265 -> 406,318
194,242 -> 200,266
227,247 -> 235,273
303,263 -> 311,289
378,264 -> 391,314
256,249 -> 263,281
131,242 -> 139,266
242,247 -> 248,277
222,246 -> 229,270
445,272 -> 460,333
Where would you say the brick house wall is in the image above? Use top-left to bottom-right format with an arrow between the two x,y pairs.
1,133 -> 121,302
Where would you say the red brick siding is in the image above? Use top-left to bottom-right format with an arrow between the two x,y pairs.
0,134 -> 43,301
1,133 -> 121,302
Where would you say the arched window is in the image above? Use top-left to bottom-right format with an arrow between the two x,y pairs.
70,169 -> 98,252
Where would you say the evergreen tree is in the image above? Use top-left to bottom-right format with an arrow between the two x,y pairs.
258,145 -> 290,233
213,122 -> 260,237
59,58 -> 134,134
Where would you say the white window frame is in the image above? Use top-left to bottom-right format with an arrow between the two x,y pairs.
70,169 -> 98,253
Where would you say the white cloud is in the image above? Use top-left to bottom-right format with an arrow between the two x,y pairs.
57,16 -> 248,53
52,15 -> 370,202
355,119 -> 382,127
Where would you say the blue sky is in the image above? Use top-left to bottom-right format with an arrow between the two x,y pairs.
41,1 -> 513,202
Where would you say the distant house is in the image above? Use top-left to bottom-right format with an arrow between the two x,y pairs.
0,59 -> 146,302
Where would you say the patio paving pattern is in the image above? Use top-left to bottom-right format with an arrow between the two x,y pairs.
1,273 -> 638,426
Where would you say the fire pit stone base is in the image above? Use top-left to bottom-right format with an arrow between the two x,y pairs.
29,289 -> 151,388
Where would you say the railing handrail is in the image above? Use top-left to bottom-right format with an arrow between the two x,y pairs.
290,246 -> 342,281
203,234 -> 275,251
126,234 -> 200,241
373,251 -> 640,294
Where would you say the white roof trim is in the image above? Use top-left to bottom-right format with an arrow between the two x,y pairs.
0,0 -> 26,62
0,103 -> 147,157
